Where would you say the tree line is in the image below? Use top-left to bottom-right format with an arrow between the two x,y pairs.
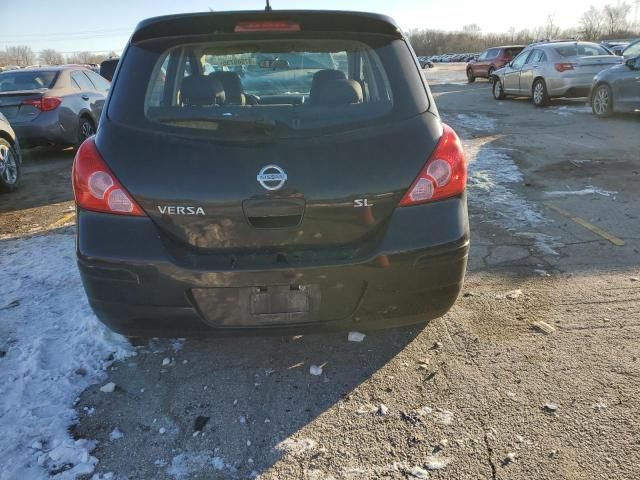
409,2 -> 638,55
0,45 -> 118,68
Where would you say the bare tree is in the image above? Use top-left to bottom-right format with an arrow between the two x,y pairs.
580,6 -> 604,40
39,49 -> 64,65
603,2 -> 631,36
4,46 -> 36,67
543,14 -> 561,39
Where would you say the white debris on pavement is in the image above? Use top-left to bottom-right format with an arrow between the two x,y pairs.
277,438 -> 317,455
543,402 -> 558,413
0,233 -> 132,480
532,320 -> 556,335
159,427 -> 167,435
167,451 -> 235,479
162,357 -> 172,366
309,364 -> 323,376
424,455 -> 450,470
99,382 -> 117,393
408,465 -> 430,478
109,428 -> 124,441
378,404 -> 389,415
505,289 -> 523,300
544,186 -> 616,198
347,331 -> 366,342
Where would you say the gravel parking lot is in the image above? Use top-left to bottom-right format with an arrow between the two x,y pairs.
1,63 -> 639,480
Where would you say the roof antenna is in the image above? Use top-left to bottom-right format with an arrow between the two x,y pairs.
265,0 -> 272,11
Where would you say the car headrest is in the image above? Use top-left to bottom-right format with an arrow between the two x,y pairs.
309,69 -> 347,100
311,79 -> 363,105
181,75 -> 225,106
209,71 -> 245,105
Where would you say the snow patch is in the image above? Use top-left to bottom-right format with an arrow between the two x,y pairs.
0,232 -> 132,480
454,113 -> 496,132
166,451 -> 235,479
544,186 -> 616,198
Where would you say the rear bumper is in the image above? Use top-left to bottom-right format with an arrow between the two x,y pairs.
547,75 -> 597,98
12,111 -> 73,147
77,196 -> 469,337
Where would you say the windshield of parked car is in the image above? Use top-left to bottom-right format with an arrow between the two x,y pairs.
0,70 -> 57,92
554,44 -> 610,57
123,35 -> 418,139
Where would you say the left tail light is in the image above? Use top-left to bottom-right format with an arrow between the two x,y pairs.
554,63 -> 575,72
21,96 -> 62,111
72,138 -> 145,216
399,123 -> 466,206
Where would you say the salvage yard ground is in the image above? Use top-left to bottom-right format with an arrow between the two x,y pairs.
1,63 -> 639,480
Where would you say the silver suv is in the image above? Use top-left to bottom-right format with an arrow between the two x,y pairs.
490,41 -> 622,106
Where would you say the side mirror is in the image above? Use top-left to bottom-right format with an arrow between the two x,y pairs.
626,57 -> 638,70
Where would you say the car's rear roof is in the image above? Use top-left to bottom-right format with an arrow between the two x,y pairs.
131,10 -> 401,43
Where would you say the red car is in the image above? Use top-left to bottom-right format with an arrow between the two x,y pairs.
466,45 -> 524,82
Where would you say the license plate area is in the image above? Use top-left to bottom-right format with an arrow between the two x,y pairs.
190,281 -> 365,327
251,285 -> 309,315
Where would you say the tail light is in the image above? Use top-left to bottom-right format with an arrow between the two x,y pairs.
21,97 -> 62,111
72,138 -> 145,216
234,21 -> 300,32
554,63 -> 575,72
399,123 -> 466,206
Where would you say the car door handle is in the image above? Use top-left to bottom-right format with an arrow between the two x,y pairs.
81,95 -> 90,101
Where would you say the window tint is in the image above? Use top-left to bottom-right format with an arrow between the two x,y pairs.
0,71 -> 57,92
624,41 -> 640,58
143,38 -> 394,136
554,43 -> 609,57
71,71 -> 95,91
504,47 -> 524,57
478,50 -> 488,60
526,50 -> 543,64
510,51 -> 531,69
85,70 -> 110,92
486,48 -> 500,59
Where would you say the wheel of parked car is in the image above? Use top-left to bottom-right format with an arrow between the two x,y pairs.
532,79 -> 550,107
492,78 -> 506,100
0,138 -> 20,193
591,83 -> 613,118
466,68 -> 475,83
76,117 -> 95,148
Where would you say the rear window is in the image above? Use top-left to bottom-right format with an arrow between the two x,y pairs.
0,71 -> 57,92
554,44 -> 609,57
109,32 -> 428,140
504,47 -> 523,57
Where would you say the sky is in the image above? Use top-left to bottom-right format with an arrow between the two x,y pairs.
0,0 -> 637,54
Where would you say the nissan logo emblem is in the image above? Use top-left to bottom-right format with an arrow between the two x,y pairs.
257,164 -> 287,191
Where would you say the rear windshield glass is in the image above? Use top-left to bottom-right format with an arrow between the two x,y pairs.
107,31 -> 430,140
143,38 -> 394,135
0,71 -> 57,92
554,44 -> 609,57
504,47 -> 524,57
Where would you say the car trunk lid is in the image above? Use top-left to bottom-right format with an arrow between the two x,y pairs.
0,90 -> 47,121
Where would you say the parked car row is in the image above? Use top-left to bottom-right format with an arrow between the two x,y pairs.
482,40 -> 639,117
421,53 -> 479,64
0,64 -> 113,192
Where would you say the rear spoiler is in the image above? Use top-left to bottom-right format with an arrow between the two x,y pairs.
131,10 -> 402,43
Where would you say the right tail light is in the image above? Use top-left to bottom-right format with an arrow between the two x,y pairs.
399,123 -> 466,206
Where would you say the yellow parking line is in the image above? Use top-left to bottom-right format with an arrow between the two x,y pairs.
545,202 -> 625,246
49,211 -> 76,229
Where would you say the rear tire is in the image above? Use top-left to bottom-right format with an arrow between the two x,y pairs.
0,138 -> 20,193
492,78 -> 506,100
466,68 -> 475,83
591,84 -> 613,118
532,79 -> 549,107
76,116 -> 95,149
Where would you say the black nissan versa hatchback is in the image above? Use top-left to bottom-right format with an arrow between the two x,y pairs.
73,10 -> 469,337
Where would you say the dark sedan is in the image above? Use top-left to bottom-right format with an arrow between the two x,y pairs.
591,55 -> 640,117
0,65 -> 110,148
0,112 -> 21,192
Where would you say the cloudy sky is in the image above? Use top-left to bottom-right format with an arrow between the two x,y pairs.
0,0 -> 637,54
